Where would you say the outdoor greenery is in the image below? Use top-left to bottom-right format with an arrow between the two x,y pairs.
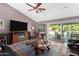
49,24 -> 79,32
63,24 -> 79,31
48,24 -> 61,31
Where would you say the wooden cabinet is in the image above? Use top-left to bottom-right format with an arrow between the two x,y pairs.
13,32 -> 18,43
9,31 -> 30,44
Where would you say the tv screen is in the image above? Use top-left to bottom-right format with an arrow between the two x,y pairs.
10,20 -> 27,31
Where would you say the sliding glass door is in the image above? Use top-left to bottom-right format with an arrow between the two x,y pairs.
63,23 -> 79,42
48,23 -> 79,42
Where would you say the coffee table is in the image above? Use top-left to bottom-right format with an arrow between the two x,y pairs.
34,44 -> 50,55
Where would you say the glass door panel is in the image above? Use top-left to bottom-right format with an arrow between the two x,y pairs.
63,24 -> 69,42
48,24 -> 61,41
63,23 -> 79,42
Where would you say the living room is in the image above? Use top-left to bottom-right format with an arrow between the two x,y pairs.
0,3 -> 79,56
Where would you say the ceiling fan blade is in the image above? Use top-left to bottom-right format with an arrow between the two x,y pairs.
36,3 -> 42,8
39,9 -> 42,12
28,9 -> 35,11
38,8 -> 46,10
26,3 -> 35,8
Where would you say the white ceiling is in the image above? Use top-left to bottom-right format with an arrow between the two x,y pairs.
8,3 -> 79,22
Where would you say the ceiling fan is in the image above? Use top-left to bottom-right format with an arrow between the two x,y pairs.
26,3 -> 46,13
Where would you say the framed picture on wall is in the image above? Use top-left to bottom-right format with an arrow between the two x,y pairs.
38,24 -> 45,32
0,20 -> 4,29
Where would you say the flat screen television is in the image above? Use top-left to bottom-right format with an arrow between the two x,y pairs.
10,20 -> 27,31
